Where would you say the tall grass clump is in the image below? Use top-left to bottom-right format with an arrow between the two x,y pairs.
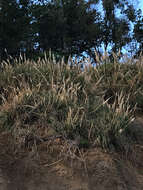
0,52 -> 142,152
94,53 -> 143,112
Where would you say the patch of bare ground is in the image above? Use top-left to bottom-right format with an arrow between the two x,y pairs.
0,116 -> 143,190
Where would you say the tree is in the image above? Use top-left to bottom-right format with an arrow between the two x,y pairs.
100,0 -> 137,54
35,0 -> 141,61
0,0 -> 31,61
0,0 -> 142,63
35,0 -> 102,60
133,9 -> 143,55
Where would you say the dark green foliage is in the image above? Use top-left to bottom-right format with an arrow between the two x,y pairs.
133,9 -> 143,55
0,0 -> 31,61
0,0 -> 142,62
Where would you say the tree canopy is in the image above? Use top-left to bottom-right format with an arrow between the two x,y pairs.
0,0 -> 142,62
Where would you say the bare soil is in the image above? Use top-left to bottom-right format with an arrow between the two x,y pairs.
0,117 -> 143,190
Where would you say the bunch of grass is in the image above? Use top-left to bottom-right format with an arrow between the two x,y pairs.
0,52 -> 142,152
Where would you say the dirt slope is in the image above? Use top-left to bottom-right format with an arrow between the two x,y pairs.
0,117 -> 143,190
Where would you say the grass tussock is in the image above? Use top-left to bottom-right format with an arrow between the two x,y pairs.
0,53 -> 143,153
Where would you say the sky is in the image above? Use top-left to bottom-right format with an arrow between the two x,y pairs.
138,0 -> 143,13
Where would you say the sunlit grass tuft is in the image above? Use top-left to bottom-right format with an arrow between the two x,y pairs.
0,53 -> 142,153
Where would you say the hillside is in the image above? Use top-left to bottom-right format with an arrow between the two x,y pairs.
0,54 -> 143,189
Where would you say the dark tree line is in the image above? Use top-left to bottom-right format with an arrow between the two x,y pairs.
0,0 -> 142,62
